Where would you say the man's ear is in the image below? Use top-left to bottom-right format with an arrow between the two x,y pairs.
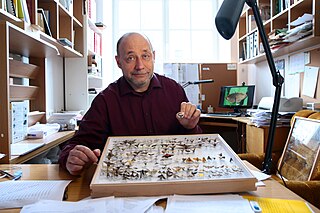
115,56 -> 121,68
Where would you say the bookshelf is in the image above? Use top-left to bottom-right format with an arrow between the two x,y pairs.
0,21 -> 58,163
65,0 -> 104,112
0,0 -> 86,163
238,0 -> 320,64
0,0 -> 84,57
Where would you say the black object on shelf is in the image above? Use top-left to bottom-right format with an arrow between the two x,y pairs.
215,0 -> 284,174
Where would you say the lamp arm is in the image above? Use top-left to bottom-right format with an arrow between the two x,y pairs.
182,82 -> 191,88
246,0 -> 284,174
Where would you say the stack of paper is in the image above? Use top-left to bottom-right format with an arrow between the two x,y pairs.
249,110 -> 293,127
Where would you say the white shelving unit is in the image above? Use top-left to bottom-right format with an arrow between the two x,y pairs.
65,6 -> 104,112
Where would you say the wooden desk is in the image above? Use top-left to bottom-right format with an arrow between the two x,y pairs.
1,131 -> 75,164
0,163 -> 319,212
199,114 -> 290,155
199,115 -> 244,153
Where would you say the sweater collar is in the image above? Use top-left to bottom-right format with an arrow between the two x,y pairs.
119,73 -> 162,96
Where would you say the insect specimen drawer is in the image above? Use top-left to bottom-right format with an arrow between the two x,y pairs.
90,134 -> 257,197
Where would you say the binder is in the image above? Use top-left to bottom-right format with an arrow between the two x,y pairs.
253,31 -> 258,57
249,33 -> 254,59
21,0 -> 30,23
246,36 -> 250,59
16,0 -> 24,19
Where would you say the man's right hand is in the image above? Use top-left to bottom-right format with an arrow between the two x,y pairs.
66,145 -> 101,175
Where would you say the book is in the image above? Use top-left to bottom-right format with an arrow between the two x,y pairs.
16,0 -> 24,19
5,0 -> 16,16
37,11 -> 45,32
21,0 -> 30,23
58,38 -> 72,47
37,8 -> 52,36
26,0 -> 34,23
1,0 -> 6,10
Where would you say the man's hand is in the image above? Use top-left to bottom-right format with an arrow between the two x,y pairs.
176,102 -> 201,129
66,145 -> 101,175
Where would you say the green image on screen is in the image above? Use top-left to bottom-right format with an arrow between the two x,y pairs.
223,87 -> 249,107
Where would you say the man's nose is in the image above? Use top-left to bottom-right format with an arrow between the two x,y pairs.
135,57 -> 145,70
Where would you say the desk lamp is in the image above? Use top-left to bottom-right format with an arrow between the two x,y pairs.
182,79 -> 214,88
215,0 -> 284,174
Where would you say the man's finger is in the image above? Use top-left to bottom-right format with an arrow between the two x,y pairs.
74,145 -> 99,163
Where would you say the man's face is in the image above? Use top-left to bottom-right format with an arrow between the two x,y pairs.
115,34 -> 155,92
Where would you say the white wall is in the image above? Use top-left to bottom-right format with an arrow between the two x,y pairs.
46,56 -> 64,116
96,0 -> 115,86
242,55 -> 289,106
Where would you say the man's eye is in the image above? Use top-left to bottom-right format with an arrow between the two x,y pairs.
142,54 -> 151,60
126,56 -> 136,62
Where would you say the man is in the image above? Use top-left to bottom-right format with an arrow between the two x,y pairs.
59,32 -> 202,175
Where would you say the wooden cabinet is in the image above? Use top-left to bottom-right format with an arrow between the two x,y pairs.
246,124 -> 290,154
65,1 -> 104,112
238,0 -> 320,64
0,0 -> 85,163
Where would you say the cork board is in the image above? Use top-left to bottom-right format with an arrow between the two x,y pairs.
199,63 -> 237,112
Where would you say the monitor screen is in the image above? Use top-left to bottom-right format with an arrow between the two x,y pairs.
218,85 -> 255,111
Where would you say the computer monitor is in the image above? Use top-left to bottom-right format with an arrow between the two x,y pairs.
218,85 -> 255,113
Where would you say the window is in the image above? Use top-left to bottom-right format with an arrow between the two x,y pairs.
110,0 -> 230,78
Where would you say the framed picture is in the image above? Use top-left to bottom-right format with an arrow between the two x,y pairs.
90,134 -> 257,197
277,117 -> 320,181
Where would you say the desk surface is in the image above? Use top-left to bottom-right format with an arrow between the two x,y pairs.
9,131 -> 75,164
0,163 -> 319,212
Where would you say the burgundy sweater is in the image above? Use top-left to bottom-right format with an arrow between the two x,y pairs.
59,73 -> 202,169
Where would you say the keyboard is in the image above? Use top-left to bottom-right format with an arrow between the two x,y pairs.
205,112 -> 242,117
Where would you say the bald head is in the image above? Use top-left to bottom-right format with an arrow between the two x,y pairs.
115,32 -> 155,92
116,32 -> 153,56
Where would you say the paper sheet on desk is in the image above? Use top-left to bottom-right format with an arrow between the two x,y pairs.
21,198 -> 114,213
165,194 -> 254,213
251,170 -> 271,187
0,180 -> 71,209
244,196 -> 313,213
20,196 -> 166,213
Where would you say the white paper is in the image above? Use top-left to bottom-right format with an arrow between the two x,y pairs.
285,73 -> 300,98
302,66 -> 319,98
0,180 -> 71,209
47,113 -> 77,124
289,13 -> 313,26
0,153 -> 5,159
165,194 -> 254,213
20,196 -> 165,213
250,170 -> 271,182
10,143 -> 45,156
289,52 -> 305,74
185,63 -> 200,105
21,197 -> 114,213
113,196 -> 166,213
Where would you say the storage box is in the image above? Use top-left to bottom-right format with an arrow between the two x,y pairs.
90,134 -> 257,197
